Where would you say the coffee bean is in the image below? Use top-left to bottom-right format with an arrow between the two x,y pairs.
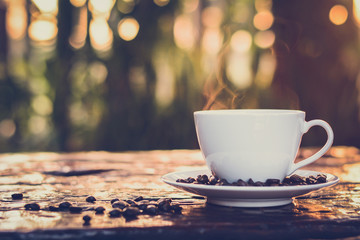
196,174 -> 209,184
112,200 -> 129,209
254,181 -> 264,186
123,207 -> 140,217
110,198 -> 119,204
24,203 -> 40,211
83,215 -> 91,225
216,179 -> 230,186
144,204 -> 158,215
125,199 -> 137,206
59,202 -> 72,210
69,206 -> 82,213
86,196 -> 96,203
235,179 -> 248,186
134,196 -> 143,202
290,174 -> 305,184
316,174 -> 327,183
109,209 -> 122,218
171,203 -> 182,213
95,206 -> 105,214
247,178 -> 255,185
11,193 -> 23,200
306,176 -> 317,185
186,177 -> 196,183
137,200 -> 150,210
209,175 -> 218,185
265,179 -> 280,186
49,206 -> 59,211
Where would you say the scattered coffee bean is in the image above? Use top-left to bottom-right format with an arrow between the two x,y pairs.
290,174 -> 305,184
112,200 -> 129,209
248,178 -> 255,185
171,203 -> 182,213
144,204 -> 158,215
49,206 -> 59,211
110,198 -> 119,204
254,181 -> 264,186
317,174 -> 327,183
11,193 -> 23,200
137,200 -> 150,210
59,202 -> 72,210
196,174 -> 209,184
265,179 -> 281,186
123,206 -> 140,217
109,209 -> 122,218
95,206 -> 105,214
69,206 -> 82,213
235,179 -> 248,186
158,198 -> 172,212
209,175 -> 218,185
134,196 -> 143,202
24,203 -> 40,211
83,215 -> 91,225
216,179 -> 229,186
86,196 -> 96,203
125,199 -> 137,206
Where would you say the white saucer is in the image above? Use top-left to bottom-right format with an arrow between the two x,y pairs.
161,169 -> 339,208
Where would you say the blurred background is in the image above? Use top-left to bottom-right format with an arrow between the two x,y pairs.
0,0 -> 359,152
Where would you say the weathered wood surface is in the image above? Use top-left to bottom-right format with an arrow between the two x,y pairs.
0,147 -> 360,239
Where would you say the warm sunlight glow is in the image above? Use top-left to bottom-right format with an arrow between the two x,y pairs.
28,18 -> 58,42
226,52 -> 252,89
255,53 -> 276,88
230,30 -> 252,53
70,0 -> 87,7
117,17 -> 140,41
89,18 -> 113,51
253,11 -> 274,31
174,14 -> 196,50
6,0 -> 27,40
254,30 -> 275,49
329,5 -> 348,25
32,0 -> 58,14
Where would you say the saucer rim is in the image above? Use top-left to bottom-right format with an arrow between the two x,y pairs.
161,169 -> 339,192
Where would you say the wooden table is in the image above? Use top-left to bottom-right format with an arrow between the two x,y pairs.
0,146 -> 360,239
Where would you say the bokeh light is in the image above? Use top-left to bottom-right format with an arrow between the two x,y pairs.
230,30 -> 252,53
117,17 -> 140,41
6,0 -> 27,40
70,0 -> 87,7
202,6 -> 223,28
174,14 -> 197,50
89,18 -> 113,51
0,119 -> 16,139
254,30 -> 275,49
32,0 -> 58,14
253,11 -> 274,31
329,5 -> 348,25
28,18 -> 58,42
89,0 -> 115,17
154,0 -> 170,7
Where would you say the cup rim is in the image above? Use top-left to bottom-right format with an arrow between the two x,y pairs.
194,109 -> 305,115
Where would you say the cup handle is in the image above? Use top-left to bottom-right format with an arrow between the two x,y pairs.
287,119 -> 334,175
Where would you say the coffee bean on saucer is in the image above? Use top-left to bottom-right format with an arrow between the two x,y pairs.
316,174 -> 327,183
235,179 -> 248,186
265,179 -> 280,186
11,193 -> 23,200
209,175 -> 218,185
69,206 -> 83,213
247,178 -> 255,186
254,181 -> 264,186
110,198 -> 119,204
95,206 -> 105,214
290,174 -> 305,184
196,174 -> 209,184
24,203 -> 40,211
86,196 -> 96,203
306,176 -> 317,185
109,209 -> 122,218
186,177 -> 196,183
216,179 -> 230,186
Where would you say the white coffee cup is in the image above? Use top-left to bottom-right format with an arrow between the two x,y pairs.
194,109 -> 334,183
